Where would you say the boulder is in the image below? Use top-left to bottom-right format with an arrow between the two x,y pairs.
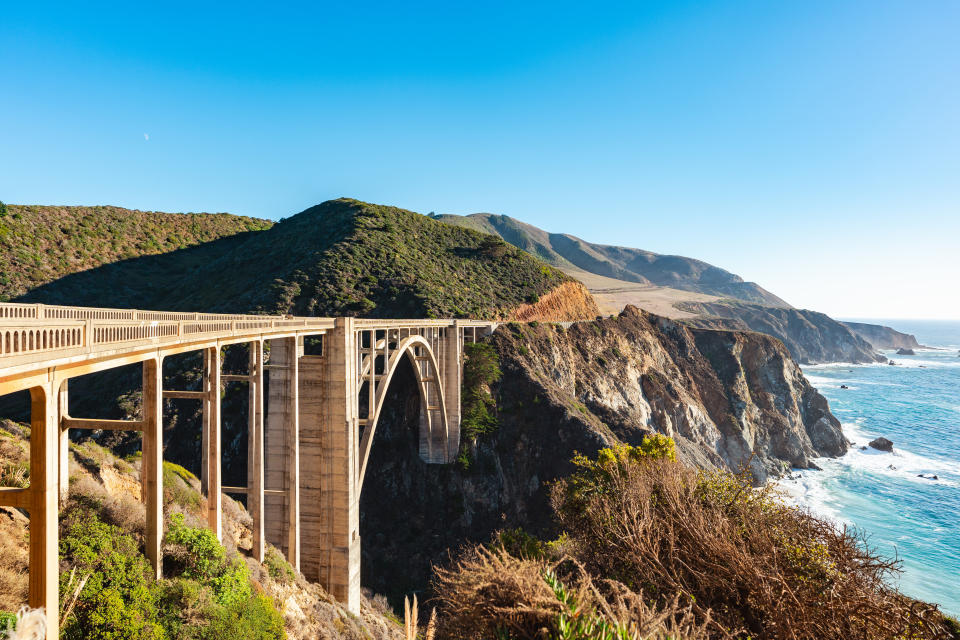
868,437 -> 894,452
896,348 -> 915,355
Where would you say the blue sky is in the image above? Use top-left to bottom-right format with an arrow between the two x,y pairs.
1,1 -> 957,319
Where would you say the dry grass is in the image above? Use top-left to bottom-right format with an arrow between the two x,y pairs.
551,456 -> 956,640
0,507 -> 30,612
433,452 -> 958,640
433,546 -> 708,640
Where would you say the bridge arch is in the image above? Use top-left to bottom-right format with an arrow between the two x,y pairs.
357,333 -> 452,489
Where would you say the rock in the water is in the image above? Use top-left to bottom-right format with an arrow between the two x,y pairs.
896,348 -> 916,355
868,437 -> 894,452
888,360 -> 897,365
840,384 -> 849,389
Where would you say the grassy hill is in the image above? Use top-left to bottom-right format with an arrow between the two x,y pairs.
0,203 -> 272,301
20,198 -> 593,320
432,212 -> 789,307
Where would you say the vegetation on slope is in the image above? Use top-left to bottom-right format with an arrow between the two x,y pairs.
434,441 -> 960,640
0,204 -> 271,301
20,199 -> 586,321
0,420 -> 405,640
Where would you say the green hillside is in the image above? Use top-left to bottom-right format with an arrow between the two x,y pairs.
433,212 -> 789,307
19,199 -> 576,320
0,203 -> 272,301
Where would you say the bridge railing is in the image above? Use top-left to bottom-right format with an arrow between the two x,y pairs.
0,302 -> 497,375
0,301 -> 340,367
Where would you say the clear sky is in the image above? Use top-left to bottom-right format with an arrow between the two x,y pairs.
1,1 -> 957,319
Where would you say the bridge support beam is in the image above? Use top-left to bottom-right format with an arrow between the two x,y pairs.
142,357 -> 164,580
203,346 -> 222,540
58,379 -> 70,503
318,318 -> 361,613
248,340 -> 265,563
443,323 -> 461,462
264,336 -> 301,569
28,381 -> 59,639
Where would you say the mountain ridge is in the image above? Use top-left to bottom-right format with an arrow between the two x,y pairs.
18,198 -> 598,322
432,212 -> 790,307
0,203 -> 272,301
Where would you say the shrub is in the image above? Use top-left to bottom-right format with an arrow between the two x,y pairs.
163,462 -> 202,513
460,343 -> 501,441
59,510 -> 165,640
552,450 -> 952,639
437,443 -> 957,640
0,611 -> 16,631
433,546 -> 707,640
162,514 -> 285,639
264,546 -> 296,585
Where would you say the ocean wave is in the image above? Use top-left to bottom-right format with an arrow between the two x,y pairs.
774,472 -> 848,524
829,421 -> 960,486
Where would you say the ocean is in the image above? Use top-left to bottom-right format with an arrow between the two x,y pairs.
779,319 -> 960,616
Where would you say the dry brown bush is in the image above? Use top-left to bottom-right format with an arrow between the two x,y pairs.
433,545 -> 710,640
550,456 -> 955,640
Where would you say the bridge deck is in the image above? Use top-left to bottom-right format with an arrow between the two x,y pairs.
0,302 -> 492,395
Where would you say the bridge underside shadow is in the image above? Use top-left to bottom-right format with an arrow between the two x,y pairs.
359,355 -> 473,606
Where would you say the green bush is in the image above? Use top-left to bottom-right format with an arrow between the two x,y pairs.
264,546 -> 296,585
0,611 -> 17,632
460,342 -> 502,441
201,594 -> 285,640
59,510 -> 165,640
58,509 -> 286,639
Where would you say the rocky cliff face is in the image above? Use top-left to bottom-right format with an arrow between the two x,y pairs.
842,321 -> 924,350
359,306 -> 846,602
678,301 -> 884,364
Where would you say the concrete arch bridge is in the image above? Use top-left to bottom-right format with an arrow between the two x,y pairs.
0,302 -> 496,636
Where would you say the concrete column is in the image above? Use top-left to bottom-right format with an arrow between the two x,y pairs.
443,323 -> 462,463
248,340 -> 265,562
28,382 -> 59,639
201,351 -> 209,497
58,379 -> 70,503
204,346 -> 222,540
264,336 -> 300,569
142,357 -> 164,580
297,355 -> 324,582
319,318 -> 361,612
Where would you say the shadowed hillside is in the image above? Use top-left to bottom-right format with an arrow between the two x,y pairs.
433,212 -> 789,307
0,204 -> 272,301
21,199 -> 597,321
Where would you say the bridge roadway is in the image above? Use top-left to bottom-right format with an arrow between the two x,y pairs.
0,301 -> 496,635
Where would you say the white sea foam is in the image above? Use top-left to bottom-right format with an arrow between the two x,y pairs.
775,470 -> 847,524
831,421 -> 959,486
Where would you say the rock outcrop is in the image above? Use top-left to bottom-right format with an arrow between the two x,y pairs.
843,321 -> 924,351
896,348 -> 916,356
679,301 -> 885,364
359,305 -> 846,601
869,437 -> 894,452
507,281 -> 600,322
